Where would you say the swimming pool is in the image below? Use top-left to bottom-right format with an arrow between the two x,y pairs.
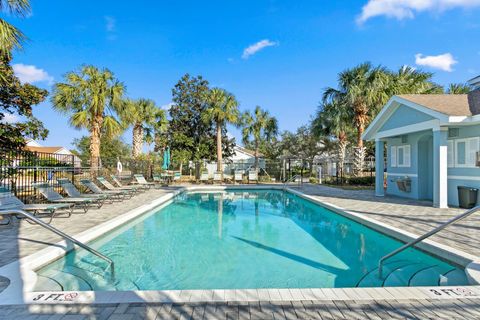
33,189 -> 469,291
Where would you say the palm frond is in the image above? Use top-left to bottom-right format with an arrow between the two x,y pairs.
0,18 -> 26,52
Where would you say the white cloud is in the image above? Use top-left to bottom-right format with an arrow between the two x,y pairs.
1,113 -> 19,124
105,16 -> 116,32
357,0 -> 480,24
12,63 -> 53,84
414,53 -> 458,71
242,39 -> 278,59
161,102 -> 174,111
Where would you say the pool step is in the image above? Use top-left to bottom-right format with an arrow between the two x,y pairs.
33,275 -> 63,291
356,260 -> 413,287
35,265 -> 140,291
357,261 -> 470,288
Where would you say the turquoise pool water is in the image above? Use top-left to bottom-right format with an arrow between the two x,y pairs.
34,190 -> 469,291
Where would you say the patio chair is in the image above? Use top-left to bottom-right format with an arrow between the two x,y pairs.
173,171 -> 181,183
248,170 -> 259,184
32,183 -> 99,213
133,174 -> 156,188
213,172 -> 223,184
199,172 -> 210,184
80,179 -> 126,201
234,170 -> 244,184
110,175 -> 148,191
0,189 -> 72,224
97,176 -> 136,197
57,178 -> 109,203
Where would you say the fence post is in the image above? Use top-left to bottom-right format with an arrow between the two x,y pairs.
71,154 -> 75,184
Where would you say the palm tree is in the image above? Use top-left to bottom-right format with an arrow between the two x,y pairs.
51,65 -> 125,172
242,106 -> 278,169
122,99 -> 158,158
446,83 -> 471,94
386,66 -> 442,97
0,0 -> 30,54
312,101 -> 351,174
202,88 -> 240,174
144,109 -> 168,153
323,62 -> 386,176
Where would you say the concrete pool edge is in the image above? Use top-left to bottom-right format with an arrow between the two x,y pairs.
0,184 -> 479,306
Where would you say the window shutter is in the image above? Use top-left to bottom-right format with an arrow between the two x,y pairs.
404,145 -> 411,167
391,146 -> 397,167
447,140 -> 454,168
467,138 -> 480,166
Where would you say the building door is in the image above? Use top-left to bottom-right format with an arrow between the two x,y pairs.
418,135 -> 433,200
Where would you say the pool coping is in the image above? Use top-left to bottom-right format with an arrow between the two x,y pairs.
0,184 -> 479,306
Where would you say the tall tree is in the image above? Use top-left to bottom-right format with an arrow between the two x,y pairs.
323,63 -> 439,176
202,88 -> 240,173
145,108 -> 168,153
51,65 -> 125,171
168,74 -> 234,175
242,106 -> 278,169
386,66 -> 442,97
446,83 -> 471,94
0,0 -> 30,55
71,136 -> 131,165
122,98 -> 158,158
0,53 -> 48,152
312,101 -> 352,173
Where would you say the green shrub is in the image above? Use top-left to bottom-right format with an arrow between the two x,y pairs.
309,177 -> 319,184
347,176 -> 375,186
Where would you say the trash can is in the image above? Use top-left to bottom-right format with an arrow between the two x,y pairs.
457,186 -> 478,209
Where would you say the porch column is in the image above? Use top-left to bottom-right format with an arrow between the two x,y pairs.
375,139 -> 385,197
433,127 -> 448,208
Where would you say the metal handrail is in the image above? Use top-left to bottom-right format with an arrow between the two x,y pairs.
0,209 -> 114,278
378,205 -> 480,278
283,174 -> 302,189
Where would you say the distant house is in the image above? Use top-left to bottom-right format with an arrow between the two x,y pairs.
363,76 -> 480,208
24,139 -> 81,168
203,145 -> 265,177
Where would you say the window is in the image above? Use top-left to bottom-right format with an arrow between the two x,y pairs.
391,145 -> 410,168
397,145 -> 411,167
390,146 -> 397,167
447,140 -> 454,167
454,137 -> 480,167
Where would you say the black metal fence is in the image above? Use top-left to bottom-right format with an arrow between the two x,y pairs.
0,149 -> 157,203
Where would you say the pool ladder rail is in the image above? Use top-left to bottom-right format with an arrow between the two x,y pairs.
378,205 -> 480,278
283,174 -> 303,190
0,209 -> 115,278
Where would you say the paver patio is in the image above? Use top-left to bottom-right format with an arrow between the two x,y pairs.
0,183 -> 479,319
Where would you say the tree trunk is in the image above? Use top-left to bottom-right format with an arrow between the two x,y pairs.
89,116 -> 103,176
216,123 -> 222,173
337,134 -> 347,174
254,140 -> 259,169
353,122 -> 366,177
132,123 -> 143,158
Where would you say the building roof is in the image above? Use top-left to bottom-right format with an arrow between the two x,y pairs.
25,146 -> 65,153
397,94 -> 471,116
234,145 -> 264,158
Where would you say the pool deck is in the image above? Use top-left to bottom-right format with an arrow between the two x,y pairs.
0,183 -> 479,319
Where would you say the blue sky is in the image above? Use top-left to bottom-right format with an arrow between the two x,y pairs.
8,0 -> 480,150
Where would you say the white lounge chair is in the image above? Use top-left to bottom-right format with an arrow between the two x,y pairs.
234,170 -> 244,184
133,174 -> 156,188
200,172 -> 210,184
248,170 -> 259,184
0,188 -> 72,224
32,182 -> 99,213
213,172 -> 223,184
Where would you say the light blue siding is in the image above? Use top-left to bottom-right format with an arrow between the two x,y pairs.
384,124 -> 480,207
379,105 -> 434,132
447,125 -> 480,206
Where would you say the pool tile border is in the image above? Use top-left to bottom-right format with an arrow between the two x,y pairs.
0,184 -> 479,306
